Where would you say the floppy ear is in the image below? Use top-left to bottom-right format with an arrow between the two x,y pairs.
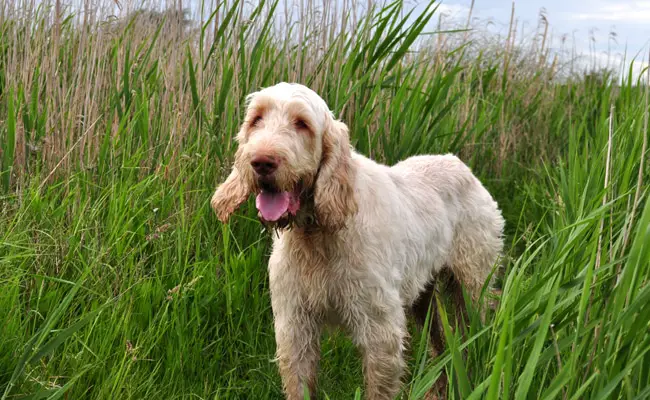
211,148 -> 251,223
314,117 -> 358,231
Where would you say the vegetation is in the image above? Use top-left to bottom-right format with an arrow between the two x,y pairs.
1,0 -> 648,399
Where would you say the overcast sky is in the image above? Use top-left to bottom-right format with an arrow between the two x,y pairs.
428,0 -> 650,80
92,0 -> 650,80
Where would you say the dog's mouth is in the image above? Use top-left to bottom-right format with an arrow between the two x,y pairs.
255,182 -> 301,223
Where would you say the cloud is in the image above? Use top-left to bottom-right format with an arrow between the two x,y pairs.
572,49 -> 650,82
436,3 -> 471,20
573,1 -> 650,22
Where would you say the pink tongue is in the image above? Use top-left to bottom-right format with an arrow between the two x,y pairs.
256,191 -> 290,221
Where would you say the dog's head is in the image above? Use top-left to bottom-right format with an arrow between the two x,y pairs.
210,83 -> 357,232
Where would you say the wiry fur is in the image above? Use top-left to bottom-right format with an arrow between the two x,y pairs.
210,83 -> 505,400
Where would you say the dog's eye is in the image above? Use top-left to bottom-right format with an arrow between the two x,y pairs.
294,119 -> 308,130
251,116 -> 263,127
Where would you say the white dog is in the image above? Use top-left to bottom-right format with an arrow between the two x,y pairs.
211,82 -> 505,400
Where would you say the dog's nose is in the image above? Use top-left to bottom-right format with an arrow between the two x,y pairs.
251,155 -> 278,176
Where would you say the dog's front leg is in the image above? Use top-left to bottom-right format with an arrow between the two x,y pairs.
346,301 -> 407,400
271,298 -> 322,399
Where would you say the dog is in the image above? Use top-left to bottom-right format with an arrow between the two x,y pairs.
210,82 -> 505,399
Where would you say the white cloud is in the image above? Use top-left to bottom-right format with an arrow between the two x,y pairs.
572,50 -> 650,82
436,3 -> 471,20
573,1 -> 650,22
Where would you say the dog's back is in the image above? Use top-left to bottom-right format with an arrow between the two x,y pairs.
391,153 -> 505,301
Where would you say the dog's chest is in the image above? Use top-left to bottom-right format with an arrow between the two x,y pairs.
270,232 -> 363,319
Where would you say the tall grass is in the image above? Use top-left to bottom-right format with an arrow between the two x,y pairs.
1,0 -> 649,399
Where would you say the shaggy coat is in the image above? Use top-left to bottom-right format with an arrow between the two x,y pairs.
211,83 -> 505,400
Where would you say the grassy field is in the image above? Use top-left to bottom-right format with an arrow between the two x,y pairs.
1,0 -> 649,399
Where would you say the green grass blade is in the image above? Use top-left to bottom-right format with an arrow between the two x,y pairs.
2,86 -> 16,192
437,297 -> 472,398
514,276 -> 561,399
186,44 -> 206,126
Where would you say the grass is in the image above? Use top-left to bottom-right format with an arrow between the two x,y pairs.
1,0 -> 649,399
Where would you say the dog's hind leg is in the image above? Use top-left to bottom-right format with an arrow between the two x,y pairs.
411,277 -> 448,400
448,217 -> 503,322
410,266 -> 482,400
411,279 -> 445,358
